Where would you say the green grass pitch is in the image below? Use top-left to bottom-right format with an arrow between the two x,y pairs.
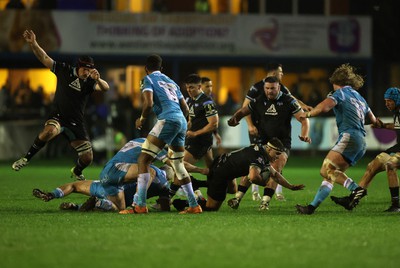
1,155 -> 400,268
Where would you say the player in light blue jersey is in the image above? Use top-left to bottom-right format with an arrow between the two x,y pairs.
99,137 -> 167,188
32,164 -> 173,212
295,63 -> 382,214
131,54 -> 202,214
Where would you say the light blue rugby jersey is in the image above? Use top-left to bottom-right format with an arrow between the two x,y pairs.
106,138 -> 167,165
329,86 -> 371,136
141,71 -> 184,120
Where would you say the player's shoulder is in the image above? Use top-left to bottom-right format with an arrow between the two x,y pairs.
53,61 -> 71,73
199,93 -> 214,103
280,83 -> 291,95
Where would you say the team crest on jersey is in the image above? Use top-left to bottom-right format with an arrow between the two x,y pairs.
265,104 -> 277,115
69,78 -> 81,91
256,157 -> 264,164
395,115 -> 400,129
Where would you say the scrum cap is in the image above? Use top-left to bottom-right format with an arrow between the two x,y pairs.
384,87 -> 400,106
77,56 -> 95,69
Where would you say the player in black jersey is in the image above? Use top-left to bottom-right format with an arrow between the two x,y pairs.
242,62 -> 312,201
184,74 -> 219,168
201,77 -> 222,147
227,76 -> 311,210
202,137 -> 304,211
12,30 -> 110,180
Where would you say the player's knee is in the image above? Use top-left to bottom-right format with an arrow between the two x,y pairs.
168,149 -> 189,180
321,158 -> 339,182
376,152 -> 390,167
385,154 -> 400,171
386,161 -> 396,171
142,139 -> 162,159
44,119 -> 61,137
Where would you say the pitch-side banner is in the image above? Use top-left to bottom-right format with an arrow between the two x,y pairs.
0,10 -> 371,57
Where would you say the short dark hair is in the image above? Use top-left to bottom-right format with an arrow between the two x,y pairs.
264,76 -> 280,84
201,77 -> 211,83
266,62 -> 282,72
185,73 -> 201,84
146,54 -> 162,71
77,56 -> 95,69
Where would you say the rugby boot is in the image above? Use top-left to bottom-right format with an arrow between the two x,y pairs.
275,193 -> 286,201
330,195 -> 353,210
12,157 -> 29,171
70,167 -> 85,181
348,187 -> 367,209
179,205 -> 202,214
59,202 -> 79,210
295,204 -> 316,215
227,197 -> 241,209
79,196 -> 97,211
32,188 -> 54,202
133,205 -> 149,214
119,208 -> 134,214
259,200 -> 270,211
252,191 -> 261,201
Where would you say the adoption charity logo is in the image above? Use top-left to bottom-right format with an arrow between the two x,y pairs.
328,19 -> 360,53
251,18 -> 279,51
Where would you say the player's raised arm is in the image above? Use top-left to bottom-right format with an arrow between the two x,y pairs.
23,29 -> 54,69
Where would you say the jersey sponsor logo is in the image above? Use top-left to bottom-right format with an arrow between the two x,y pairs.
265,104 -> 277,115
69,78 -> 81,91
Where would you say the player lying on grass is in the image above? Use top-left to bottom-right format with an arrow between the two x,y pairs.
172,137 -> 305,211
33,136 -> 207,212
331,87 -> 400,212
33,164 -> 173,212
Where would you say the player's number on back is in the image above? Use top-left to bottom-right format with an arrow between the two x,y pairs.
159,81 -> 178,103
350,97 -> 366,122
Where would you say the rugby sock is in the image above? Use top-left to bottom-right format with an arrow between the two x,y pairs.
251,184 -> 259,193
181,182 -> 198,207
137,173 -> 150,206
235,185 -> 249,199
51,188 -> 64,198
95,199 -> 113,211
343,178 -> 358,191
74,159 -> 88,176
275,184 -> 283,195
133,193 -> 139,206
263,187 -> 275,198
310,181 -> 333,208
389,187 -> 399,207
25,136 -> 46,161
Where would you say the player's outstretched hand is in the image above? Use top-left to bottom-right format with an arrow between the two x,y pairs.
372,117 -> 384,128
23,29 -> 36,44
290,184 -> 305,191
299,135 -> 312,144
